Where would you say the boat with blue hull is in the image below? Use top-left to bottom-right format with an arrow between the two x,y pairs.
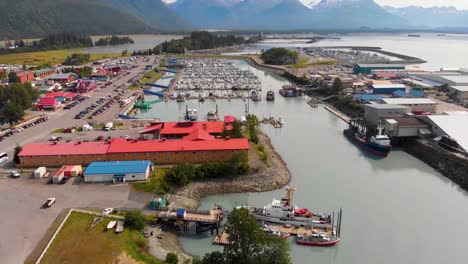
343,120 -> 391,157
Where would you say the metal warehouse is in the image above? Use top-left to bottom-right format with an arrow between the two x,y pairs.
84,160 -> 153,183
353,64 -> 406,75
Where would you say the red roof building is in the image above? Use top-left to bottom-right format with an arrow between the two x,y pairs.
37,97 -> 60,110
15,70 -> 35,83
224,115 -> 236,124
46,92 -> 77,102
160,121 -> 226,139
182,129 -> 215,141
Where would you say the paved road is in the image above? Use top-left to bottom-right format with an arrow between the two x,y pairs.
0,56 -> 149,170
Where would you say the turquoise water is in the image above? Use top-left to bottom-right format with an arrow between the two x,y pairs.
136,59 -> 468,264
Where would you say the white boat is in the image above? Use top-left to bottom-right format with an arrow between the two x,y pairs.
278,118 -> 285,125
107,221 -> 117,230
115,221 -> 125,233
250,187 -> 332,228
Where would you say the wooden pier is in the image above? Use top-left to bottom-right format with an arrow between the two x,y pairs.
323,105 -> 351,123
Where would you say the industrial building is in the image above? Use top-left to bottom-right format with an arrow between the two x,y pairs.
364,104 -> 411,126
15,70 -> 35,83
17,133 -> 250,168
84,160 -> 153,183
34,68 -> 55,78
448,86 -> 468,101
48,73 -> 77,84
353,64 -> 406,75
383,116 -> 430,138
419,115 -> 468,152
412,74 -> 468,87
371,84 -> 406,94
379,98 -> 437,113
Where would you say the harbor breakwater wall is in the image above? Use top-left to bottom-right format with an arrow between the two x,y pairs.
403,140 -> 468,191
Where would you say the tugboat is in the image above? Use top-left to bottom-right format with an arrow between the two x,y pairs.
343,120 -> 391,157
266,90 -> 275,101
185,105 -> 198,121
249,187 -> 332,228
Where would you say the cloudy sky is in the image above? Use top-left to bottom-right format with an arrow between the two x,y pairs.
162,0 -> 468,10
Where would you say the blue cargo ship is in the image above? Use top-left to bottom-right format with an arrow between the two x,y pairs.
343,121 -> 391,157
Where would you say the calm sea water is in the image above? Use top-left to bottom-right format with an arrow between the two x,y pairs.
82,35 -> 182,54
136,59 -> 468,264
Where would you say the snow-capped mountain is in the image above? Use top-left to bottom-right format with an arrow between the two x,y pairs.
298,0 -> 320,9
385,5 -> 468,28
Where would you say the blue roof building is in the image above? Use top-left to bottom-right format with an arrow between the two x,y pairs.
84,160 -> 153,183
353,94 -> 385,103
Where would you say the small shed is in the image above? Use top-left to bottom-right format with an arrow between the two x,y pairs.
52,166 -> 67,184
177,209 -> 186,219
34,167 -> 47,179
64,165 -> 83,177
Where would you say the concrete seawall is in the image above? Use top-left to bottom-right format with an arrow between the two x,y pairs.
403,140 -> 468,191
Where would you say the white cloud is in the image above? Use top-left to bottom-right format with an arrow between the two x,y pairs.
374,0 -> 468,10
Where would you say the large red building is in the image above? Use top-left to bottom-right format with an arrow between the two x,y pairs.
17,131 -> 249,168
15,70 -> 35,83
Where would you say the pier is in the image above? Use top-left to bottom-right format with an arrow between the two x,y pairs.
155,207 -> 224,234
324,105 -> 350,123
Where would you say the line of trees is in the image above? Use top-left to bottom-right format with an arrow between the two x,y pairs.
261,48 -> 298,65
0,82 -> 39,125
95,35 -> 134,46
0,32 -> 94,55
62,66 -> 92,78
166,152 -> 249,187
151,31 -> 245,55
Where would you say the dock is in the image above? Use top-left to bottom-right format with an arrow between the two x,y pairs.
263,224 -> 333,237
155,207 -> 224,234
323,105 -> 350,123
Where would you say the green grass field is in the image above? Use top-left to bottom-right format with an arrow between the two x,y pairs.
141,71 -> 163,84
0,49 -> 120,66
40,212 -> 161,264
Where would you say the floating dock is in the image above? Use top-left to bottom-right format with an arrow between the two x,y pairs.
155,207 -> 224,234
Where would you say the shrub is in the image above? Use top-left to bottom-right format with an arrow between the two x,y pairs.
165,252 -> 179,264
124,210 -> 147,231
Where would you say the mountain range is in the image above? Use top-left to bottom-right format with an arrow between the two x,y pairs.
2,0 -> 468,39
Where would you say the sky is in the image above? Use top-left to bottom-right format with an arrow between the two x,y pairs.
162,0 -> 468,10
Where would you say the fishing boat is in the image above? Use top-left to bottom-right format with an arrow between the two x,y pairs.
249,187 -> 332,228
266,90 -> 275,101
115,221 -> 125,233
207,105 -> 219,121
107,221 -> 117,230
251,90 -> 261,101
185,105 -> 198,121
176,94 -> 185,102
296,233 -> 341,246
343,120 -> 391,157
279,84 -> 303,97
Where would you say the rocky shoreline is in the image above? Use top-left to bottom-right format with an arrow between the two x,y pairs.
174,132 -> 292,209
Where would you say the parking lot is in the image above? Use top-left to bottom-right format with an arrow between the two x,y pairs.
0,173 -> 151,264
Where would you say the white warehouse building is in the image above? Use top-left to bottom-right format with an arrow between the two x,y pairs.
364,104 -> 411,126
379,98 -> 437,113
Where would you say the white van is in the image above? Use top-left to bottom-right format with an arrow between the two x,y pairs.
0,153 -> 8,164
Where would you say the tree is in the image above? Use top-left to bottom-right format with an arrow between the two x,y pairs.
13,145 -> 22,164
331,77 -> 344,94
8,72 -> 19,83
202,251 -> 225,264
230,121 -> 243,138
122,50 -> 128,57
124,210 -> 147,231
223,208 -> 291,264
0,101 -> 24,125
261,48 -> 298,65
165,252 -> 179,264
166,163 -> 196,186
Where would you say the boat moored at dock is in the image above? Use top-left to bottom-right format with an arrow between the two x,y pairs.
279,84 -> 304,97
266,90 -> 275,101
343,120 -> 391,157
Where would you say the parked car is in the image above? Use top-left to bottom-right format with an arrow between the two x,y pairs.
42,198 -> 56,208
10,171 -> 20,178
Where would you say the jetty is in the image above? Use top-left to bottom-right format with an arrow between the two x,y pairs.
324,106 -> 350,123
155,206 -> 224,234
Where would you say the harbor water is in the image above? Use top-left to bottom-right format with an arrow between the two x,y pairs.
137,60 -> 468,264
